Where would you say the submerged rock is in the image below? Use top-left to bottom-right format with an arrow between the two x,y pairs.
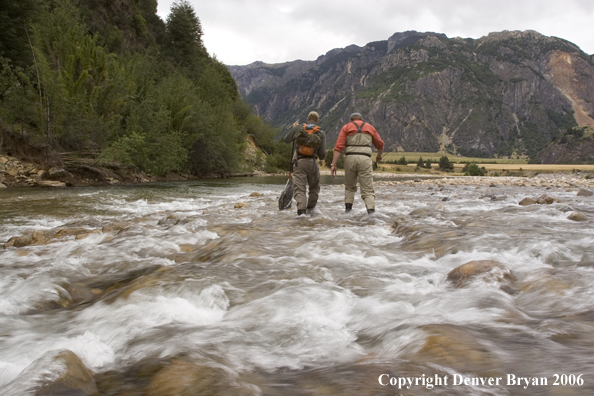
577,188 -> 593,197
411,324 -> 502,376
1,349 -> 97,395
3,230 -> 51,248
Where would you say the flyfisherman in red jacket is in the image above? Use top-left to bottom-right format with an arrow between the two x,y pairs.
330,112 -> 384,214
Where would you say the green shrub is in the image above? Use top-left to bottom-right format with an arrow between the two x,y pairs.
439,156 -> 454,171
462,162 -> 486,176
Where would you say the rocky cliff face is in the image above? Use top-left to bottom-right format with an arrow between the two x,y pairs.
535,126 -> 594,164
229,30 -> 594,159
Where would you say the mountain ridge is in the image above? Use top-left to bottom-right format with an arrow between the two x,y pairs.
229,30 -> 594,160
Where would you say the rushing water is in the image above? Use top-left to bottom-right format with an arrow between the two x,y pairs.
1,175 -> 594,395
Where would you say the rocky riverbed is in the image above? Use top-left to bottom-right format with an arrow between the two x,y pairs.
1,175 -> 594,395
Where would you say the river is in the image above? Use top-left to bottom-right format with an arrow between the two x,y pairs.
1,175 -> 593,395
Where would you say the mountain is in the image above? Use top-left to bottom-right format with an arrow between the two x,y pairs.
229,30 -> 594,159
535,126 -> 594,164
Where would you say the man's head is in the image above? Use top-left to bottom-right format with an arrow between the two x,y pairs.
350,112 -> 363,121
307,111 -> 319,123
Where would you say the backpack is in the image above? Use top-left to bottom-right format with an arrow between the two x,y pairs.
295,123 -> 321,156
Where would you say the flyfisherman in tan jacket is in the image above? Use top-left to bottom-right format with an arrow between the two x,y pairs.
284,111 -> 326,215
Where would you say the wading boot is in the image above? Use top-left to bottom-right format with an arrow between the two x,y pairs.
306,206 -> 316,215
297,209 -> 307,216
367,208 -> 375,215
345,203 -> 353,213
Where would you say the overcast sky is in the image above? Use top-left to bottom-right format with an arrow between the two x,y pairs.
156,0 -> 594,66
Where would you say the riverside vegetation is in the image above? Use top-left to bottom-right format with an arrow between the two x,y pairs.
0,0 -> 291,181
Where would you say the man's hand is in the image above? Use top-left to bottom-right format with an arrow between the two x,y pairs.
330,164 -> 337,177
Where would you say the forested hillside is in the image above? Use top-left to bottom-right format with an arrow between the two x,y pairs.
0,0 -> 286,176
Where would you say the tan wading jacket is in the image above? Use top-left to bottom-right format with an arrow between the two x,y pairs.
283,124 -> 327,162
345,127 -> 373,157
334,120 -> 384,157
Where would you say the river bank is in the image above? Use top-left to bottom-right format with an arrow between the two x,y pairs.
2,153 -> 594,190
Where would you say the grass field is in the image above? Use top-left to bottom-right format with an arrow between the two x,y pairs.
322,152 -> 594,174
380,152 -> 529,164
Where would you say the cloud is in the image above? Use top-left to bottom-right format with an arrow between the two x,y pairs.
157,0 -> 594,65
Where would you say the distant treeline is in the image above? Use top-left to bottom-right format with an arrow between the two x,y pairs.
0,0 -> 290,175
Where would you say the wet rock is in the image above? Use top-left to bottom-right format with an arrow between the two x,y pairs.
567,212 -> 588,222
234,202 -> 249,209
411,324 -> 502,376
60,282 -> 103,305
536,194 -> 557,204
249,192 -> 263,197
54,227 -> 94,239
519,197 -> 538,206
147,358 -> 229,396
409,208 -> 431,217
4,230 -> 51,248
37,180 -> 67,188
46,166 -> 71,180
577,188 -> 593,197
2,349 -> 97,395
0,182 -> 6,188
447,260 -> 515,289
397,225 -> 464,258
102,221 -> 130,233
519,271 -> 572,295
158,214 -> 181,226
75,229 -> 103,240
103,266 -> 171,301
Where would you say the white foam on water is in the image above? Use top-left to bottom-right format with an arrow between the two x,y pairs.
69,285 -> 230,360
219,284 -> 364,371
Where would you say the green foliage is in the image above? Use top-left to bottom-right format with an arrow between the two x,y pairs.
439,155 -> 454,171
462,162 -> 487,176
0,0 -> 43,68
417,156 -> 424,167
165,0 -> 208,68
0,0 -> 275,177
397,156 -> 407,165
324,149 -> 334,167
546,110 -> 577,131
424,159 -> 432,169
265,140 -> 293,171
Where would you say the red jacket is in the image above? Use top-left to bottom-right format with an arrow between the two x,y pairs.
333,120 -> 384,153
